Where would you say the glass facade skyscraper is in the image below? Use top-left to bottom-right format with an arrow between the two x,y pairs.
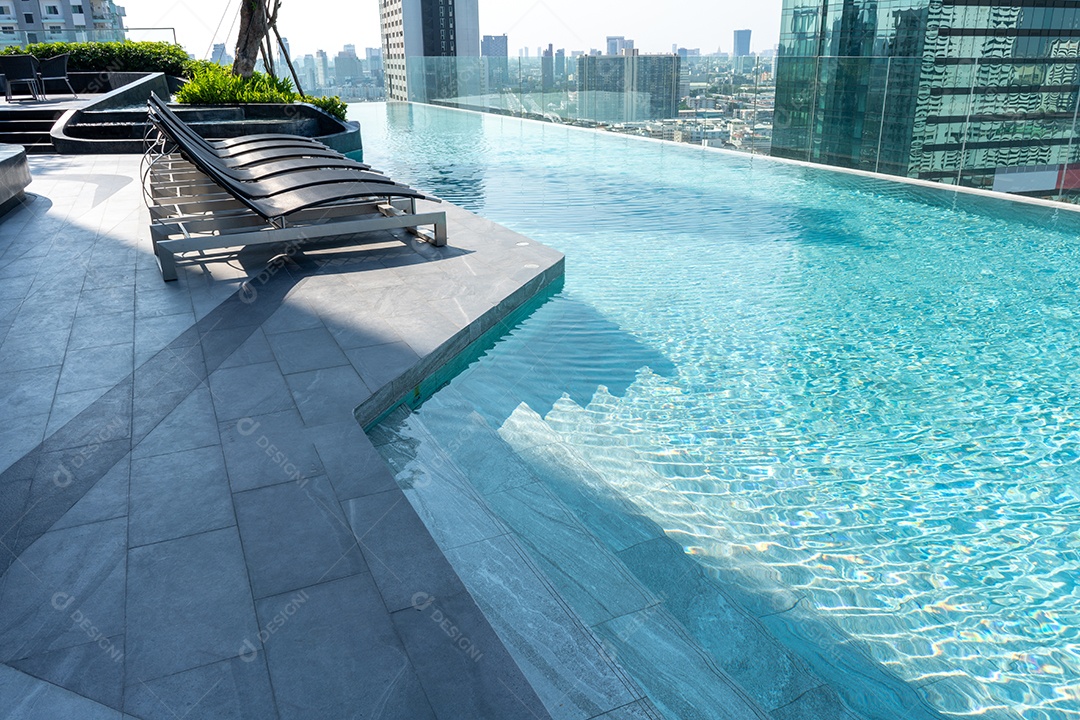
773,0 -> 1080,196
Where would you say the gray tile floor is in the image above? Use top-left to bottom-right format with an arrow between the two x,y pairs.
0,154 -> 564,719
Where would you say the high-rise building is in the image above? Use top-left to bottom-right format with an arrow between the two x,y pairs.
542,44 -> 554,90
378,0 -> 480,101
210,43 -> 232,67
482,34 -> 509,88
298,55 -> 317,94
277,37 -> 291,72
555,48 -> 566,79
315,50 -> 330,87
335,47 -> 362,85
733,29 -> 751,58
606,36 -> 629,56
365,47 -> 383,73
482,34 -> 508,58
577,54 -> 681,122
0,0 -> 125,44
773,0 -> 1080,195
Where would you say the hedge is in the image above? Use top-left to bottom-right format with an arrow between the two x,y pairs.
0,41 -> 191,77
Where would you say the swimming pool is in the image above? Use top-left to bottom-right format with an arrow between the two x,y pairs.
355,102 -> 1080,720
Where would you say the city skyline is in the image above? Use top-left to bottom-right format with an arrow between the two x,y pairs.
120,0 -> 782,61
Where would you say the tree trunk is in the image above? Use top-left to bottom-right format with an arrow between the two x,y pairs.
233,0 -> 273,78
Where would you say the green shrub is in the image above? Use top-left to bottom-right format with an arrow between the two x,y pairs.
176,61 -> 349,122
302,95 -> 348,122
175,61 -> 297,104
0,41 -> 191,77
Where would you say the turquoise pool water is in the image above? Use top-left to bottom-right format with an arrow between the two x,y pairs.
354,103 -> 1080,719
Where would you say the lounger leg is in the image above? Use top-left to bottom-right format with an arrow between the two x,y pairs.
151,227 -> 179,281
156,248 -> 178,282
432,218 -> 447,247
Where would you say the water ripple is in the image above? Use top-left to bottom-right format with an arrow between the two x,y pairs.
355,103 -> 1080,720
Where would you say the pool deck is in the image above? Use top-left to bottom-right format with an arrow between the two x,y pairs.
0,154 -> 568,718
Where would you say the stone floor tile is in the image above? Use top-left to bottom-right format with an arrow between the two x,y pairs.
266,326 -> 349,375
284,365 -> 370,428
51,454 -> 129,531
10,635 -> 125,711
0,665 -> 122,720
311,422 -> 397,500
346,489 -> 465,613
208,362 -> 295,423
257,574 -> 435,720
0,518 -> 126,664
123,655 -> 277,720
215,327 -> 275,370
126,527 -> 259,684
235,476 -> 366,599
56,344 -> 133,396
129,445 -> 234,547
0,328 -> 69,372
391,588 -> 552,720
132,384 -> 219,460
1,367 -> 60,421
218,408 -> 324,492
67,312 -> 135,352
345,341 -> 418,392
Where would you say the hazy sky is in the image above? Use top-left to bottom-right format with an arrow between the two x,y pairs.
121,0 -> 784,60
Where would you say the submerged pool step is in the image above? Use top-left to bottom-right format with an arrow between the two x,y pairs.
371,400 -> 665,720
375,388 -> 771,720
505,382 -> 946,720
499,402 -> 862,720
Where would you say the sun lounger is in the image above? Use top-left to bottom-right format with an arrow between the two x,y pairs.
146,105 -> 395,194
149,94 -> 332,151
144,97 -> 447,282
149,95 -> 351,163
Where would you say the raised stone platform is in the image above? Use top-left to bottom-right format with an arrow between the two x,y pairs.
0,154 -> 563,718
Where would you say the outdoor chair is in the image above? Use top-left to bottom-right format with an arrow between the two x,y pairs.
142,97 -> 448,281
0,55 -> 41,101
37,54 -> 77,99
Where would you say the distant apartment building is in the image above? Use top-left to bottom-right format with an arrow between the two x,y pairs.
481,33 -> 507,58
335,47 -> 362,85
365,47 -> 384,84
542,44 -> 554,90
378,0 -> 480,101
577,53 -> 681,123
773,0 -> 1080,196
210,43 -> 233,67
277,37 -> 291,72
606,36 -> 633,56
481,33 -> 508,88
315,49 -> 329,88
0,0 -> 125,45
733,29 -> 752,57
298,54 -> 317,94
